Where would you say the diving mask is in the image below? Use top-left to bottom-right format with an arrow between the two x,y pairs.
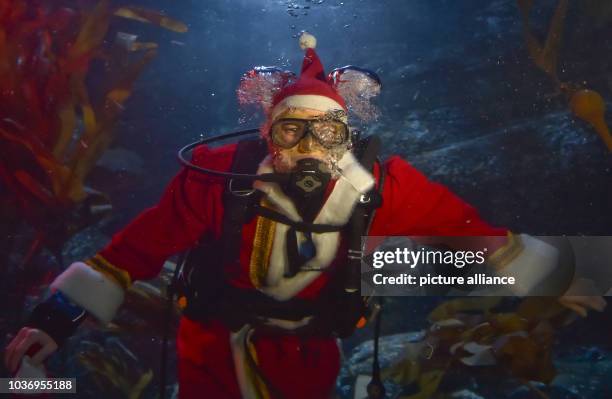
270,117 -> 349,149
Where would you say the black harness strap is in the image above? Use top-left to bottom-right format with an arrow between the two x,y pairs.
350,137 -> 387,398
220,138 -> 268,269
332,135 -> 384,338
346,135 -> 382,291
253,204 -> 343,233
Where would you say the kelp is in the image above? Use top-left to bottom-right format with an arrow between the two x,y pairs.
0,1 -> 186,259
105,280 -> 181,334
569,89 -> 612,151
518,0 -> 567,85
115,7 -> 188,33
517,0 -> 612,151
78,341 -> 154,399
381,297 -> 579,398
427,297 -> 502,322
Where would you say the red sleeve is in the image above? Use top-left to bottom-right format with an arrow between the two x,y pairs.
97,144 -> 236,281
369,156 -> 507,238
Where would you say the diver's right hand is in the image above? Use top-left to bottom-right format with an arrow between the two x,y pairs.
4,327 -> 58,374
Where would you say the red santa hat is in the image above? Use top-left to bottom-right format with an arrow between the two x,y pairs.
270,32 -> 348,121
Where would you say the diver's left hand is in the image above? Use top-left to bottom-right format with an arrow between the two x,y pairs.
558,278 -> 607,317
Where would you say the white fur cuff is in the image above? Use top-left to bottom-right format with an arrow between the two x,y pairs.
496,234 -> 559,296
50,262 -> 125,324
270,95 -> 345,121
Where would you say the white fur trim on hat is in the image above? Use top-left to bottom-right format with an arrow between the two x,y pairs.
50,262 -> 125,325
299,32 -> 317,50
495,234 -> 559,296
271,95 -> 346,121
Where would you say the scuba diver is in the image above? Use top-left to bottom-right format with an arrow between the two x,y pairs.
3,32 -> 602,399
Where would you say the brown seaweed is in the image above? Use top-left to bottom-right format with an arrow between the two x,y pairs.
77,341 -> 154,399
0,0 -> 186,260
381,296 -> 583,398
518,0 -> 568,85
517,0 -> 612,151
114,7 -> 188,33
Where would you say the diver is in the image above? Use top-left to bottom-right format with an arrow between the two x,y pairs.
3,32 -> 603,399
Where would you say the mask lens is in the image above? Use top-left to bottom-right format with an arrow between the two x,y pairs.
310,120 -> 348,147
271,120 -> 308,148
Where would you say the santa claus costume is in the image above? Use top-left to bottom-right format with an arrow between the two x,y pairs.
22,33 -> 561,399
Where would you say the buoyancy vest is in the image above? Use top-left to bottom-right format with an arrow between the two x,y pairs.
175,135 -> 384,338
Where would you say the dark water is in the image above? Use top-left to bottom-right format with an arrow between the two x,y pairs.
1,0 -> 611,398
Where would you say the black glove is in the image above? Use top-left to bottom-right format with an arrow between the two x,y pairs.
26,291 -> 87,346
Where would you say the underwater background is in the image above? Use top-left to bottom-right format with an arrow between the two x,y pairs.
1,0 -> 611,398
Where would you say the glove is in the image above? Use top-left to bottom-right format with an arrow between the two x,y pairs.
3,292 -> 86,375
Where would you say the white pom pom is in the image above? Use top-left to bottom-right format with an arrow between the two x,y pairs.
299,32 -> 317,50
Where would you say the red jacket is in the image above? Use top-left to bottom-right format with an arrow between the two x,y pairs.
89,143 -> 507,399
98,143 -> 506,287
